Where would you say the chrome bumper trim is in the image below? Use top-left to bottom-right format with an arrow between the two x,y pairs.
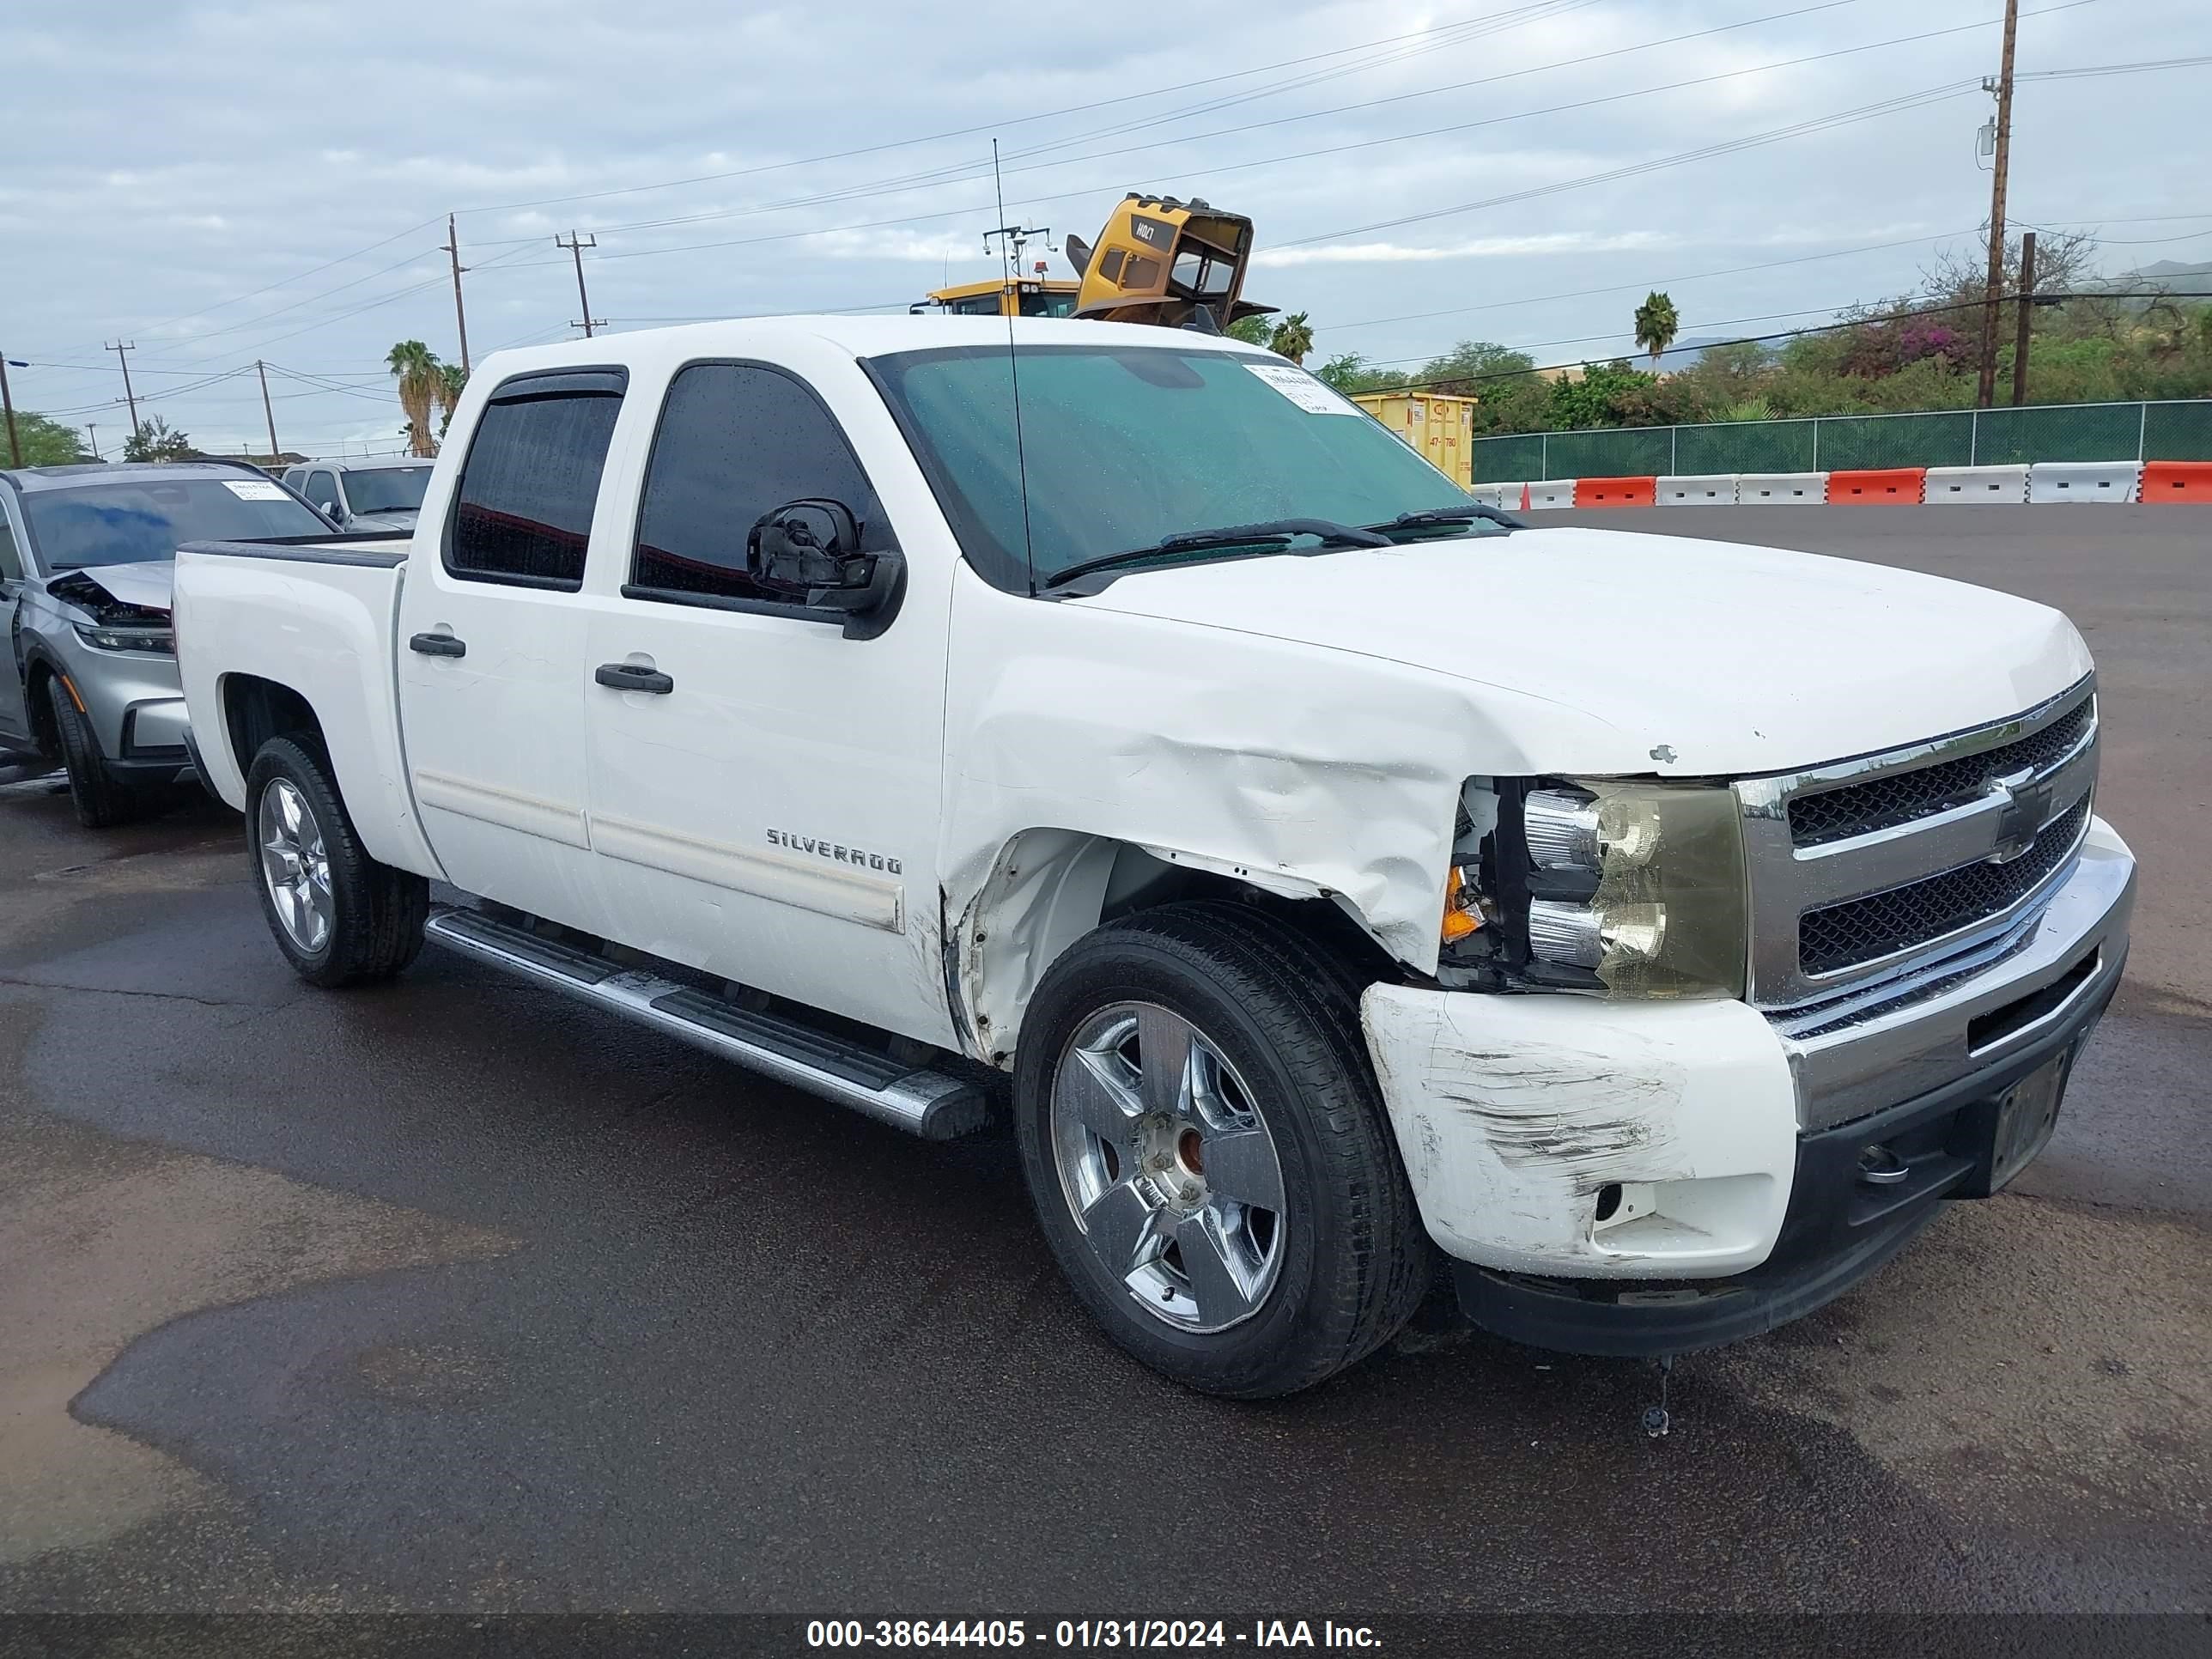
1777,817 -> 2134,1132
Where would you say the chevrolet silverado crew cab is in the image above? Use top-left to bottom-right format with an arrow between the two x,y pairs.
172,318 -> 2135,1397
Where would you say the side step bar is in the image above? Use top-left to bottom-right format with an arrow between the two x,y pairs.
424,906 -> 991,1139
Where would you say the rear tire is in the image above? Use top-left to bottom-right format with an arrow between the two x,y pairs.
1013,902 -> 1431,1398
245,737 -> 427,988
46,676 -> 143,829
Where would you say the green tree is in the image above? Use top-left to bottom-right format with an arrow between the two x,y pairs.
1266,311 -> 1315,365
1226,315 -> 1273,346
386,340 -> 445,458
437,362 -> 469,437
1312,352 -> 1407,393
4,410 -> 93,466
1632,291 -> 1680,370
122,416 -> 194,462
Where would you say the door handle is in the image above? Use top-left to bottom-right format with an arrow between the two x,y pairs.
595,661 -> 674,695
409,633 -> 466,658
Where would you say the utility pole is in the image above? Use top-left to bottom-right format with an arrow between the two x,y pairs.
106,340 -> 141,438
556,232 -> 602,337
1,352 -> 21,467
442,213 -> 472,374
86,423 -> 101,460
1975,0 -> 2021,409
2011,231 -> 2038,407
256,360 -> 281,465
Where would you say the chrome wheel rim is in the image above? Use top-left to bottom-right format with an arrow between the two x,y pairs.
1049,1002 -> 1287,1334
258,778 -> 332,954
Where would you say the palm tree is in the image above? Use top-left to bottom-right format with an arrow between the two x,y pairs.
386,340 -> 445,457
1632,291 -> 1680,372
436,362 -> 468,437
1267,311 -> 1315,366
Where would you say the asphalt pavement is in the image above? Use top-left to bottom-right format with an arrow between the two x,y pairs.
1,506 -> 2206,1632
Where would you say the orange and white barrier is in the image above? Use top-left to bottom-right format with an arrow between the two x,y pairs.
1499,460 -> 2203,508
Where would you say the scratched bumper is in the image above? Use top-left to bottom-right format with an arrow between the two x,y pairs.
1360,987 -> 1800,1279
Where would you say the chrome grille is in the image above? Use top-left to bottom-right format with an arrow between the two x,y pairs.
1738,675 -> 2098,1011
1798,795 -> 2090,975
1789,698 -> 2094,848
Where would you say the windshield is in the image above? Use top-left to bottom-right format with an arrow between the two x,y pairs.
22,477 -> 331,570
340,465 -> 432,514
866,344 -> 1476,591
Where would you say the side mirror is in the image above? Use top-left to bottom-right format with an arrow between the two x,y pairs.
318,501 -> 339,520
747,498 -> 905,638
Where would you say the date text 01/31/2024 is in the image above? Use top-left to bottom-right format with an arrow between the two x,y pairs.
806,1622 -> 1382,1650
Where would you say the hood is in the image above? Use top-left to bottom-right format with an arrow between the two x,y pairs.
346,509 -> 418,532
1071,526 -> 2092,776
48,561 -> 175,613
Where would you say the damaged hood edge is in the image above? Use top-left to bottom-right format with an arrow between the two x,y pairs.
1071,527 -> 2094,777
48,562 -> 176,613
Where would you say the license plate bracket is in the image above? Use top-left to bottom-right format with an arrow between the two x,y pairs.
1985,1051 -> 2071,1193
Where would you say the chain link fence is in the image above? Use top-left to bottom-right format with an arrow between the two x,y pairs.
1467,399 -> 2212,482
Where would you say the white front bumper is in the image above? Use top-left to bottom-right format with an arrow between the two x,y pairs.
1361,988 -> 1798,1279
1360,818 -> 2136,1281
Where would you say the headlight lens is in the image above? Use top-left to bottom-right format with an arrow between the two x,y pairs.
1522,781 -> 1747,999
74,623 -> 174,654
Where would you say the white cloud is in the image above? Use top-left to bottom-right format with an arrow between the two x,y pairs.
2,0 -> 2201,446
1258,231 -> 1679,265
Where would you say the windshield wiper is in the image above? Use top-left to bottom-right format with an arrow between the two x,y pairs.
1042,518 -> 1392,591
1365,502 -> 1524,537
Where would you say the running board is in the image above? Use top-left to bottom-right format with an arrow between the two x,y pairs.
424,906 -> 990,1139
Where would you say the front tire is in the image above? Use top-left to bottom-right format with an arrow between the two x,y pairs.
245,737 -> 427,988
1013,902 -> 1431,1398
46,676 -> 142,829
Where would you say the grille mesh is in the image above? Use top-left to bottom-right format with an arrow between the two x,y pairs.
1799,795 -> 2090,976
1790,698 -> 2093,848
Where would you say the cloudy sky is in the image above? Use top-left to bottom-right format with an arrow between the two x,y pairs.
5,0 -> 2207,457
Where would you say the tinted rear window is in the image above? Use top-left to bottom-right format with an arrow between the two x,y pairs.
447,391 -> 623,588
22,477 -> 331,570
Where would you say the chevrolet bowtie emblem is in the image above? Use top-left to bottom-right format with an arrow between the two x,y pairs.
1989,767 -> 2053,863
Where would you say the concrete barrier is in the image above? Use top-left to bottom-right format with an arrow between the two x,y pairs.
1523,479 -> 1577,510
1468,483 -> 1511,508
1926,465 -> 2029,503
2027,461 -> 2139,502
1657,474 -> 1738,505
1736,472 -> 1826,503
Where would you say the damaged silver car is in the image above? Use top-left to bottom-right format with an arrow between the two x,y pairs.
0,461 -> 333,825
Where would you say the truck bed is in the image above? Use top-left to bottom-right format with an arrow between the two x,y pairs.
173,534 -> 442,880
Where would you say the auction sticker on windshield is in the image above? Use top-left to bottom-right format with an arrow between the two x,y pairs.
222,479 -> 290,501
1244,362 -> 1360,415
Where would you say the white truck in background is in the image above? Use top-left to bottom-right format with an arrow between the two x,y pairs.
172,317 -> 2134,1397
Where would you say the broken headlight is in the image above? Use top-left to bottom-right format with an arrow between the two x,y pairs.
1510,781 -> 1747,999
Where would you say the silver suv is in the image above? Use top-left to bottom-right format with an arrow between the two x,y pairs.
0,462 -> 333,825
280,455 -> 434,532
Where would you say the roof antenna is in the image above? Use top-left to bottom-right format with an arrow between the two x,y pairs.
988,139 -> 1038,598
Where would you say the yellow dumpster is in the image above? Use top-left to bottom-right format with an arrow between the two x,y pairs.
1351,392 -> 1479,489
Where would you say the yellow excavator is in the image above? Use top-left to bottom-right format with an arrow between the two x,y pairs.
916,194 -> 1273,333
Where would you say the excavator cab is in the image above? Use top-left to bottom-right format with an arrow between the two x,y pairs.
1063,195 -> 1273,331
915,276 -> 1081,319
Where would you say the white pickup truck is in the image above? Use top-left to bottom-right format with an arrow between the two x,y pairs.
173,317 -> 2135,1397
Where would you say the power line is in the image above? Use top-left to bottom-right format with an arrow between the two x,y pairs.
1281,81 -> 1978,249
462,0 -> 1893,257
446,0 -> 1613,219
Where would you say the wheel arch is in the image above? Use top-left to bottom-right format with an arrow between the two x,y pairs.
949,827 -> 1405,1068
21,645 -> 69,760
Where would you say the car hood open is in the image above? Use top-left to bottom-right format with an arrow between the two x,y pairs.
1068,526 -> 2093,776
